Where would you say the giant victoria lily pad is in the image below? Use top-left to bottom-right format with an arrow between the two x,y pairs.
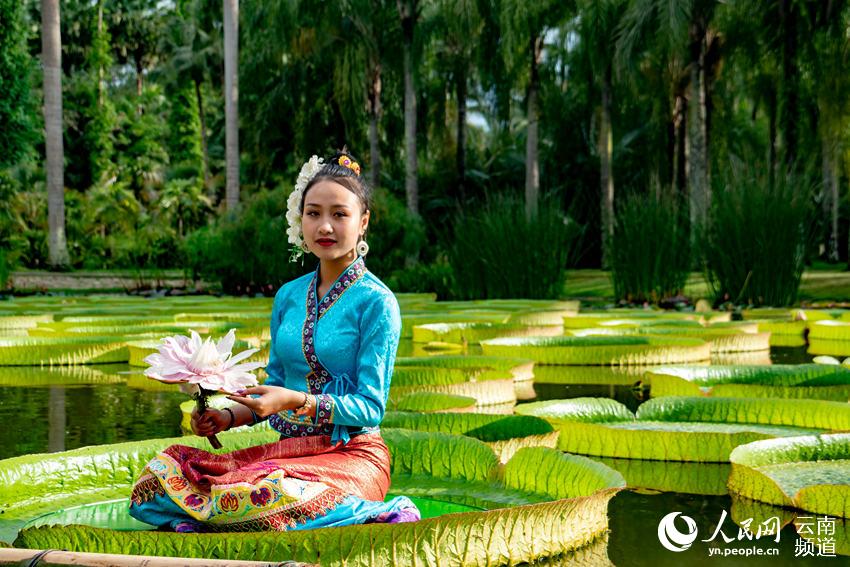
0,364 -> 126,387
389,364 -> 517,407
400,312 -> 511,339
810,320 -> 850,342
412,322 -> 563,344
381,412 -> 559,463
532,365 -> 650,386
728,434 -> 850,519
393,391 -> 478,413
647,364 -> 850,401
396,354 -> 535,382
480,335 -> 711,365
2,429 -> 624,565
514,396 -> 850,462
0,336 -> 131,366
567,324 -> 770,354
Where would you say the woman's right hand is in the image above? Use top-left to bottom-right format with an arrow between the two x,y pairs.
191,408 -> 230,437
226,385 -> 306,418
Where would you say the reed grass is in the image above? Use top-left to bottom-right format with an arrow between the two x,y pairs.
607,194 -> 690,303
702,163 -> 811,306
445,194 -> 581,300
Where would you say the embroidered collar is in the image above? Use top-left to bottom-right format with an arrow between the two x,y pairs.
310,255 -> 367,320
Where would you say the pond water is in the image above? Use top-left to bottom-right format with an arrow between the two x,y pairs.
0,345 -> 841,564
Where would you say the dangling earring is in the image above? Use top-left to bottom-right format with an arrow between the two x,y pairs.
356,237 -> 369,257
299,234 -> 310,253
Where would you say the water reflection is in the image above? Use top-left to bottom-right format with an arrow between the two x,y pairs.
47,387 -> 65,453
608,491 -> 835,566
598,457 -> 731,496
0,364 -> 185,459
531,382 -> 646,413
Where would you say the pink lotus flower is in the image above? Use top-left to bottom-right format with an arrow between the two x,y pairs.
143,329 -> 262,394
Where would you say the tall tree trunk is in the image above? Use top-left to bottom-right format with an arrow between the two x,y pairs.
135,60 -> 143,97
194,78 -> 211,191
672,94 -> 687,199
822,133 -> 839,262
42,0 -> 70,268
525,34 -> 543,220
223,0 -> 240,210
767,88 -> 777,188
599,64 -> 614,268
687,24 -> 709,240
398,0 -> 419,218
97,1 -> 104,107
367,61 -> 382,191
455,61 -> 467,202
780,0 -> 798,167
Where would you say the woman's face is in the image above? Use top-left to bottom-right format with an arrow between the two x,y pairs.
301,180 -> 369,261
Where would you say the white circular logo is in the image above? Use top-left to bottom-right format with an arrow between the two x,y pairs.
657,512 -> 698,552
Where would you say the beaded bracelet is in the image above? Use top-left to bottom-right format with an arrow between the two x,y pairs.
223,407 -> 236,431
294,391 -> 312,416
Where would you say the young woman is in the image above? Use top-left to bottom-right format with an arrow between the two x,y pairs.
128,150 -> 420,532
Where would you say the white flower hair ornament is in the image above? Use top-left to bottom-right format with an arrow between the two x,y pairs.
286,155 -> 325,262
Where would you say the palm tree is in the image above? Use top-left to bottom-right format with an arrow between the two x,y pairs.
41,0 -> 70,268
430,0 -> 483,201
578,0 -> 627,267
397,0 -> 419,217
335,0 -> 396,192
500,0 -> 572,220
809,3 -> 850,262
223,0 -> 239,210
106,0 -> 165,101
617,0 -> 720,238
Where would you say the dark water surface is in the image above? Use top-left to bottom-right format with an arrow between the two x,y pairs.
607,491 -> 840,566
0,365 -> 184,460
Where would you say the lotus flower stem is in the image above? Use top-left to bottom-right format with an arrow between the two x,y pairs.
195,387 -> 222,449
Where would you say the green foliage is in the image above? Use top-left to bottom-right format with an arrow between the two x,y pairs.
0,0 -> 36,169
183,188 -> 305,295
82,8 -> 116,184
113,86 -> 170,196
13,189 -> 48,269
445,193 -> 581,299
0,249 -> 9,291
607,193 -> 690,303
166,81 -> 203,178
702,161 -> 813,306
157,177 -> 211,236
3,0 -> 850,280
362,188 -> 427,279
0,172 -> 29,273
386,259 -> 455,299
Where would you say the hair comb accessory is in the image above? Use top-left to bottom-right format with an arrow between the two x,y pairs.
338,155 -> 361,176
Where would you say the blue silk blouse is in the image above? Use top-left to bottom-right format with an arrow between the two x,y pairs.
259,255 -> 402,444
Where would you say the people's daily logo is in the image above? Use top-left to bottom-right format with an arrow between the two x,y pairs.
657,512 -> 699,552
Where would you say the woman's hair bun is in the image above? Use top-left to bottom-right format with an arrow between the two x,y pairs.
301,145 -> 371,213
326,146 -> 362,177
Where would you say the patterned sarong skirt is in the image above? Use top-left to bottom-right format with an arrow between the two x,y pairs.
129,432 -> 419,532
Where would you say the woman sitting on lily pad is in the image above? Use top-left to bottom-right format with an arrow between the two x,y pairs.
129,150 -> 421,532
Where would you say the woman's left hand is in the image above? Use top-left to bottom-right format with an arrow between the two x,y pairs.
226,385 -> 304,418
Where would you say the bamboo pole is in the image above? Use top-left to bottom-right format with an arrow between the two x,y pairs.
0,548 -> 316,567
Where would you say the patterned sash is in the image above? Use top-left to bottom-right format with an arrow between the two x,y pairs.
269,256 -> 367,439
